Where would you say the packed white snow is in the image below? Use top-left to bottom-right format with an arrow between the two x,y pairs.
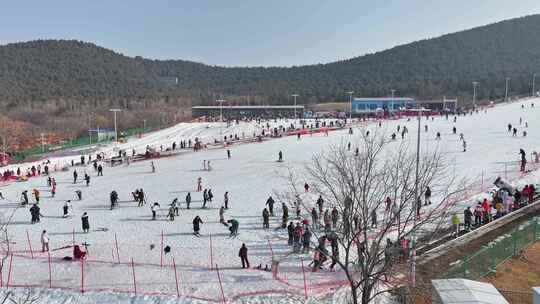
0,97 -> 539,303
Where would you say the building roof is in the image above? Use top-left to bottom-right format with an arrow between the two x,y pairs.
353,97 -> 415,101
432,279 -> 509,304
192,105 -> 304,109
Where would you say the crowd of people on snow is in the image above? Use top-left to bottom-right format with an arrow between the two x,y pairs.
1,103 -> 539,275
452,182 -> 539,237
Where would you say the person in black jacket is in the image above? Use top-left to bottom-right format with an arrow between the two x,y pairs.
193,216 -> 203,236
464,207 -> 473,231
424,186 -> 432,205
81,212 -> 90,233
265,196 -> 275,216
186,192 -> 192,209
30,204 -> 41,224
239,243 -> 249,268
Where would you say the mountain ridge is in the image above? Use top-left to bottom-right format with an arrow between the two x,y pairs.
1,14 -> 540,105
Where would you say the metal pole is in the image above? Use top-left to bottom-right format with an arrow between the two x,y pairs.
114,112 -> 118,142
347,91 -> 354,120
143,119 -> 146,132
505,77 -> 510,102
411,107 -> 422,287
109,109 -> 121,142
40,133 -> 45,153
533,73 -> 536,97
88,113 -> 92,145
216,99 -> 226,135
472,82 -> 478,107
292,94 -> 299,120
391,89 -> 395,113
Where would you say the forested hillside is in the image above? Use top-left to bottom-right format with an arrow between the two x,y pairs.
2,15 -> 540,107
2,14 -> 540,150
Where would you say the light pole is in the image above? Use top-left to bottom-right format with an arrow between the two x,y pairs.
40,133 -> 45,153
472,81 -> 478,107
532,73 -> 537,97
410,106 -> 425,287
109,109 -> 122,142
347,91 -> 354,120
216,99 -> 226,134
88,113 -> 92,145
505,77 -> 510,102
143,119 -> 147,132
292,94 -> 299,120
391,89 -> 396,113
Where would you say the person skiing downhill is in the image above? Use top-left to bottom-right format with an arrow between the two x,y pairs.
110,190 -> 118,210
224,192 -> 229,209
266,196 -> 275,216
193,216 -> 204,236
262,208 -> 270,229
197,177 -> 203,192
62,200 -> 72,218
186,192 -> 192,209
41,230 -> 49,252
278,151 -> 283,162
282,203 -> 289,228
239,243 -> 250,269
170,198 -> 179,216
202,189 -> 208,208
30,204 -> 41,224
519,149 -> 527,172
228,219 -> 239,237
219,206 -> 226,224
84,173 -> 90,186
151,202 -> 160,220
81,212 -> 90,233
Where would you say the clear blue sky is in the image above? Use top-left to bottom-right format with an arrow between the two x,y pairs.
1,0 -> 540,67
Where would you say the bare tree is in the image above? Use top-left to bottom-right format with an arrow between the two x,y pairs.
278,129 -> 469,304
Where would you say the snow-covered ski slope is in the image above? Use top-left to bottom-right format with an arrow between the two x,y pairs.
0,98 -> 539,303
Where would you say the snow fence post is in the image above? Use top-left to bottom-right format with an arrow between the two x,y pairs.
80,258 -> 84,293
173,257 -> 180,298
300,258 -> 308,300
160,230 -> 164,268
209,233 -> 214,271
72,228 -> 75,246
26,230 -> 34,259
131,258 -> 137,295
114,233 -> 121,264
6,253 -> 13,288
48,250 -> 52,288
215,264 -> 226,304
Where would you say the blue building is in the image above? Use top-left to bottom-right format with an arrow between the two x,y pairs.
352,97 -> 416,114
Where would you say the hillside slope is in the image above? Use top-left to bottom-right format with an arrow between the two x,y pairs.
1,15 -> 540,106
